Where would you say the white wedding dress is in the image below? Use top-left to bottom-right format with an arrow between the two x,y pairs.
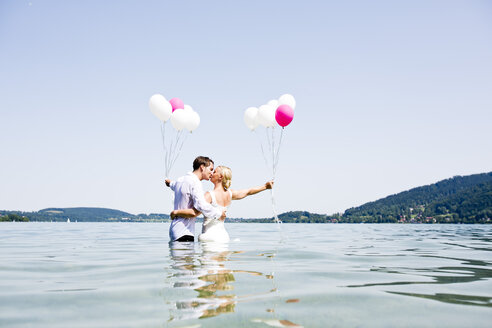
198,190 -> 231,243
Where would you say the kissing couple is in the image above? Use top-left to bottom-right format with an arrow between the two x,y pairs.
165,156 -> 273,243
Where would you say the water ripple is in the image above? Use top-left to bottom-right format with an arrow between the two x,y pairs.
1,223 -> 491,327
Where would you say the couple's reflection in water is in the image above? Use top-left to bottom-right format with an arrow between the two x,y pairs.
168,240 -> 267,322
167,241 -> 304,327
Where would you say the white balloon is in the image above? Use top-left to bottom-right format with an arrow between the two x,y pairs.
183,104 -> 194,112
278,93 -> 296,110
267,99 -> 279,110
149,94 -> 172,122
257,105 -> 276,127
170,109 -> 187,131
244,107 -> 259,130
185,111 -> 200,132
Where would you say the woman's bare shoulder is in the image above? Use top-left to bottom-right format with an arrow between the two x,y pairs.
214,189 -> 231,207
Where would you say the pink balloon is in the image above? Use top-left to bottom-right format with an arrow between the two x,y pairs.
275,105 -> 294,127
169,98 -> 184,112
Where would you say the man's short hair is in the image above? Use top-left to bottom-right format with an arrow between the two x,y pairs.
193,156 -> 214,171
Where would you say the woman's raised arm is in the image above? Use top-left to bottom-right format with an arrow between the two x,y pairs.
231,181 -> 274,200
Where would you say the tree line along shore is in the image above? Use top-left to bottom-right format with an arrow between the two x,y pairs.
2,172 -> 491,224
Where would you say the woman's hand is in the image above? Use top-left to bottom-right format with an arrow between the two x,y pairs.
170,210 -> 177,220
265,181 -> 274,189
165,179 -> 171,187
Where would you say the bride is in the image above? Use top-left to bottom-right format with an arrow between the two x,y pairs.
170,166 -> 273,242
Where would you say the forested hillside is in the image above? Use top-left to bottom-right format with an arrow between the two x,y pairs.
342,172 -> 492,223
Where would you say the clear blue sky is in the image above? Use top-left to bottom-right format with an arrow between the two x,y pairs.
1,0 -> 491,217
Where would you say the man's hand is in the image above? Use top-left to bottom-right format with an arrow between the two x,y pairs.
219,210 -> 227,221
165,179 -> 171,187
266,181 -> 274,189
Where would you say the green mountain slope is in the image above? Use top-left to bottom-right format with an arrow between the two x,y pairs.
343,172 -> 492,223
423,182 -> 492,222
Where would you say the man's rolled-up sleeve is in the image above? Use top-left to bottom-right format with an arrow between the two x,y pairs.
190,183 -> 222,219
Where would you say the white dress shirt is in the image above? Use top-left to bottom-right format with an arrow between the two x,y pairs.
169,172 -> 223,241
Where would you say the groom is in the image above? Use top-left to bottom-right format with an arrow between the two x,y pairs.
166,156 -> 226,242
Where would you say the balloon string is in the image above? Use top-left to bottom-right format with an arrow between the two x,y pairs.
161,121 -> 175,209
165,126 -> 172,176
274,128 -> 284,171
255,128 -> 281,223
270,127 -> 282,224
170,131 -> 189,172
255,130 -> 269,168
170,130 -> 183,170
161,126 -> 191,175
168,128 -> 183,176
168,129 -> 178,174
265,127 -> 272,167
166,136 -> 172,177
270,186 -> 282,224
272,127 -> 276,180
161,122 -> 169,177
167,126 -> 172,177
158,121 -> 193,209
167,129 -> 182,177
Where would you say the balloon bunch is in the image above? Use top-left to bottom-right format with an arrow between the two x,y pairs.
149,94 -> 201,177
244,94 -> 295,130
243,94 -> 296,223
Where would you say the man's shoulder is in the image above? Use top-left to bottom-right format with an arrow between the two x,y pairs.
183,173 -> 200,183
181,174 -> 194,183
175,174 -> 196,187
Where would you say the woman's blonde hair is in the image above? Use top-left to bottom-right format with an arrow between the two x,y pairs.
217,166 -> 232,190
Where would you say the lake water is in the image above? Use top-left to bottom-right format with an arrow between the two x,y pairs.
0,223 -> 491,327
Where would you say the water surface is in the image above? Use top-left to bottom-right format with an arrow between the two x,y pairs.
1,223 -> 491,327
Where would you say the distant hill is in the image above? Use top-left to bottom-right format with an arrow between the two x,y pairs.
0,207 -> 169,222
39,207 -> 133,221
342,172 -> 492,223
234,172 -> 492,224
229,211 -> 330,223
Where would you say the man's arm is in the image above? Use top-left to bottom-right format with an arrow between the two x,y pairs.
190,183 -> 225,220
165,179 -> 176,191
171,208 -> 201,219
